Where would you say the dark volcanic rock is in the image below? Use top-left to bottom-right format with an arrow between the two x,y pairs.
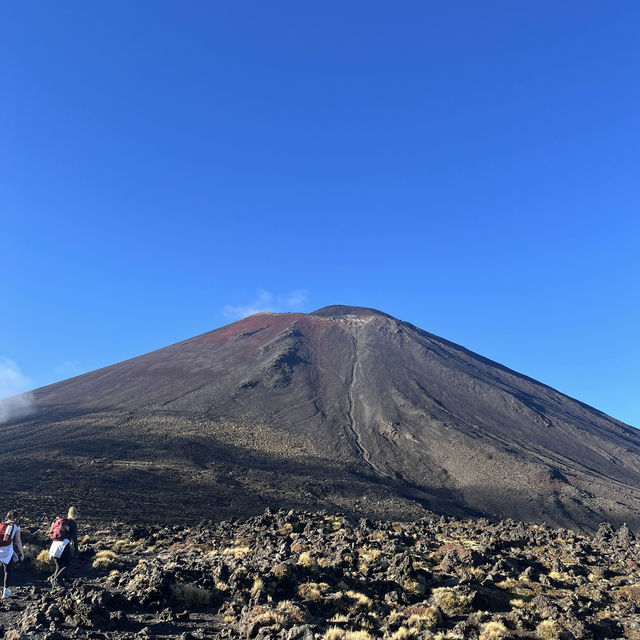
5,510 -> 640,639
2,305 -> 640,530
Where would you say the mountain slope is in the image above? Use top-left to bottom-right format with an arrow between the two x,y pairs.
3,305 -> 639,530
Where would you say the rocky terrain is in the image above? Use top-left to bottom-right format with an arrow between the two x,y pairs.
3,509 -> 640,639
2,306 -> 639,531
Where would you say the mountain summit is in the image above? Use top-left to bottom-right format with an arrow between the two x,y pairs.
4,306 -> 639,529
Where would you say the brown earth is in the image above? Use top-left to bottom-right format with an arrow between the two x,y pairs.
1,305 -> 639,531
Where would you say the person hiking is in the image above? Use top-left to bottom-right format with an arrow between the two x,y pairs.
0,510 -> 24,598
48,507 -> 79,587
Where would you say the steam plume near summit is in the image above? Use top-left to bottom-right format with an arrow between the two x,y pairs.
222,289 -> 307,320
0,357 -> 35,424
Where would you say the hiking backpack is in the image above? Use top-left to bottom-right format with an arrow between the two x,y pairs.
49,517 -> 71,541
0,522 -> 15,547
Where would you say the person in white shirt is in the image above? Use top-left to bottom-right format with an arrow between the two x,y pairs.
0,510 -> 24,598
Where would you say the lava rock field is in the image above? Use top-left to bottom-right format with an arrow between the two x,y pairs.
2,510 -> 640,639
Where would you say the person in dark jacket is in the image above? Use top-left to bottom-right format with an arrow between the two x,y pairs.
1,510 -> 24,598
50,507 -> 79,587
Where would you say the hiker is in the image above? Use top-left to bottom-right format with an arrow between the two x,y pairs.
48,507 -> 79,586
0,510 -> 24,598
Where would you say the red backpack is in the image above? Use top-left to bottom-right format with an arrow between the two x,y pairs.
0,522 -> 15,547
49,517 -> 71,541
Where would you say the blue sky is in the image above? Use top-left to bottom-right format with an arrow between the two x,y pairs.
1,2 -> 639,427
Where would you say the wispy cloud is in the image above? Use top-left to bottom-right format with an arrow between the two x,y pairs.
0,357 -> 35,424
222,289 -> 308,320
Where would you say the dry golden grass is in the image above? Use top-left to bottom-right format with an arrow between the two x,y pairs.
92,550 -> 118,569
403,577 -> 427,596
548,571 -> 568,582
536,619 -> 561,640
271,563 -> 290,580
358,547 -> 382,573
322,630 -> 373,640
406,605 -> 439,630
345,590 -> 373,611
388,609 -> 403,624
297,551 -> 318,571
245,605 -> 288,629
386,628 -> 418,640
359,548 -> 382,563
250,577 -> 264,597
298,582 -> 329,601
432,587 -> 471,616
469,567 -> 486,580
222,545 -> 250,559
328,614 -> 349,623
323,629 -> 346,640
112,539 -> 138,553
253,610 -> 285,628
479,621 -> 508,640
509,598 -> 529,609
275,600 -> 308,624
388,604 -> 439,631
33,549 -> 53,572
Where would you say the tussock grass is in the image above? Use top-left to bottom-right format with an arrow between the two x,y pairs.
359,548 -> 382,564
92,550 -> 118,569
536,619 -> 561,640
345,590 -> 373,611
113,539 -> 142,553
222,545 -> 250,559
323,630 -> 373,640
245,606 -> 285,630
33,549 -> 53,572
298,582 -> 329,601
407,606 -> 439,630
275,600 -> 308,624
403,577 -> 427,596
250,577 -> 264,597
297,551 -> 318,571
432,587 -> 472,616
329,614 -> 349,623
387,628 -> 418,640
479,621 -> 508,640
